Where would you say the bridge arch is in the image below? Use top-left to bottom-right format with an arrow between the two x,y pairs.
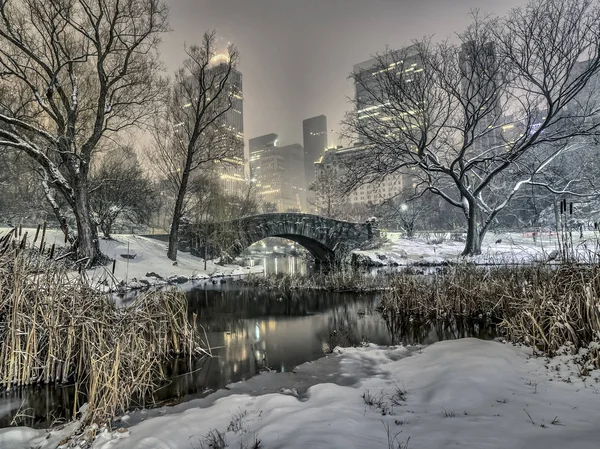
181,213 -> 379,265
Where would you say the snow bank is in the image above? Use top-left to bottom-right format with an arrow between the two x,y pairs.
3,339 -> 599,448
54,339 -> 596,448
90,234 -> 264,290
354,230 -> 585,267
0,228 -> 264,291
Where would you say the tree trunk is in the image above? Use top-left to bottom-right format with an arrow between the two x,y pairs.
168,173 -> 190,261
41,179 -> 76,244
100,221 -> 112,239
461,203 -> 483,256
73,186 -> 102,264
167,210 -> 181,261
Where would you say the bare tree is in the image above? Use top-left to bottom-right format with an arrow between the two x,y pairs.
0,0 -> 168,263
150,31 -> 241,261
374,191 -> 435,237
89,147 -> 156,239
0,150 -> 51,225
343,0 -> 600,255
309,164 -> 345,218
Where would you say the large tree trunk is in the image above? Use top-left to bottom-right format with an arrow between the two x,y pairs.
73,186 -> 102,264
461,203 -> 483,256
41,178 -> 76,244
167,211 -> 180,261
168,172 -> 191,261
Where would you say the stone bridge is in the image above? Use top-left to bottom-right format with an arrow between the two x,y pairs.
180,213 -> 380,265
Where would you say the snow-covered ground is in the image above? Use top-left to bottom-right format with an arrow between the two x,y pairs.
89,233 -> 264,290
3,338 -> 599,449
0,228 -> 264,290
355,230 -> 599,266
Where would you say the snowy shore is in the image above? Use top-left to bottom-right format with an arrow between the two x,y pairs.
0,228 -> 265,291
3,338 -> 599,449
353,230 -> 586,267
89,233 -> 264,291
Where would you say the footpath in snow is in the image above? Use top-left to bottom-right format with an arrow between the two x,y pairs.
4,338 -> 599,449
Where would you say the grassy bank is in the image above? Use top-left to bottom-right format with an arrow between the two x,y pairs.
243,263 -> 600,371
0,230 -> 206,425
380,265 -> 600,370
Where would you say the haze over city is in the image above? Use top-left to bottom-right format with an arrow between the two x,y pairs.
163,0 -> 524,149
2,0 -> 600,448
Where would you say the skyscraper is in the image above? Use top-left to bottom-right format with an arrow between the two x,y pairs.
348,46 -> 423,199
353,45 -> 422,141
302,115 -> 328,191
258,143 -> 306,212
211,63 -> 245,196
249,133 -> 278,181
458,41 -> 502,154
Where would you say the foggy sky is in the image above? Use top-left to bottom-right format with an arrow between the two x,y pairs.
162,0 -> 527,153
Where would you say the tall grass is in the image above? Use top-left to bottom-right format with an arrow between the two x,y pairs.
0,229 -> 206,424
239,270 -> 390,292
380,264 -> 600,369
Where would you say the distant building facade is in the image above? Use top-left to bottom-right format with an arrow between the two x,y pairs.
302,115 -> 328,192
256,143 -> 306,212
249,133 -> 279,181
212,63 -> 246,196
315,145 -> 408,207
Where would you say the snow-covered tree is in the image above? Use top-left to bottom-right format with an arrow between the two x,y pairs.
0,0 -> 168,263
343,0 -> 600,255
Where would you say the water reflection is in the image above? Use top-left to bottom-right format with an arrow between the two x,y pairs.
250,256 -> 309,276
0,283 -> 496,428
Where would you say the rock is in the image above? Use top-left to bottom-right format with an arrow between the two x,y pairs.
395,249 -> 408,258
168,275 -> 189,284
546,250 -> 560,262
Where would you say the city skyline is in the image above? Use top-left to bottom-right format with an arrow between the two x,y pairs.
162,0 -> 526,154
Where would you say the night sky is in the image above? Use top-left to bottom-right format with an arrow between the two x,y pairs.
162,0 -> 526,154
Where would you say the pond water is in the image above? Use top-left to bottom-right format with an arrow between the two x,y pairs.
0,258 -> 496,428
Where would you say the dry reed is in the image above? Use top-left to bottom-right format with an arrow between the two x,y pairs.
380,264 -> 600,369
0,229 -> 206,424
239,270 -> 390,292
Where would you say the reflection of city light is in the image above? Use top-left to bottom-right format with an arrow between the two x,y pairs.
255,323 -> 260,340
